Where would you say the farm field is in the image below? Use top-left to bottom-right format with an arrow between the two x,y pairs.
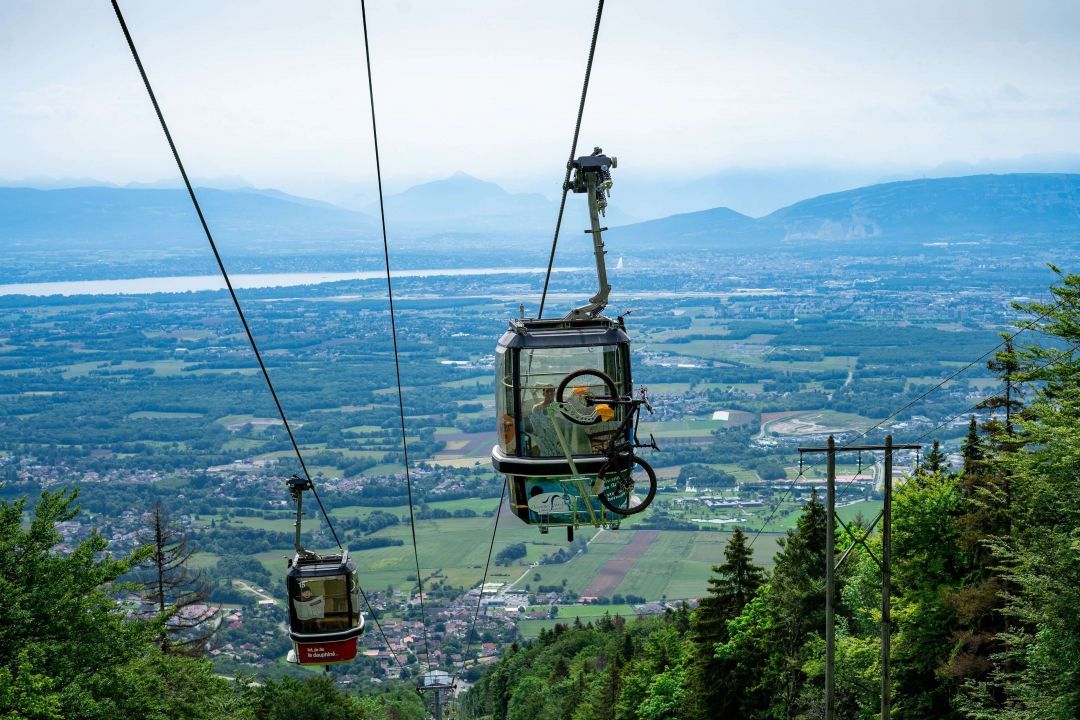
583,530 -> 659,597
231,503 -> 789,607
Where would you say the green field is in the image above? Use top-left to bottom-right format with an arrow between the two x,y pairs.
516,604 -> 641,639
187,552 -> 221,570
237,504 -> 793,606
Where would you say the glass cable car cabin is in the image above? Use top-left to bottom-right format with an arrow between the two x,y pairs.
492,148 -> 650,538
492,315 -> 632,530
284,474 -> 365,665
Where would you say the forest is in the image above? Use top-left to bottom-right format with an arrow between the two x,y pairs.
461,272 -> 1080,720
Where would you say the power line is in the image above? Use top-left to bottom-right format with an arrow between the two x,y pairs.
747,294 -> 1071,549
109,0 -> 342,549
537,0 -> 606,320
359,0 -> 432,670
831,339 -> 1080,506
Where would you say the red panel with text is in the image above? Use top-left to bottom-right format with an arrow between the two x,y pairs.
295,638 -> 359,665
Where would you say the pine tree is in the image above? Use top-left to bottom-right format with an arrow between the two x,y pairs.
977,335 -> 1024,437
961,416 -> 985,475
709,494 -> 830,720
137,500 -> 218,655
920,439 -> 946,474
767,491 -> 829,719
685,527 -> 766,719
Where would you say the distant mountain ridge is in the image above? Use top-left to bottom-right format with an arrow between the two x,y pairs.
369,171 -> 636,233
2,173 -> 1078,264
0,186 -> 378,256
610,173 -> 1080,250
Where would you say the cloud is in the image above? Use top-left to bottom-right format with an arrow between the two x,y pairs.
996,83 -> 1027,103
929,88 -> 960,108
0,0 -> 1078,200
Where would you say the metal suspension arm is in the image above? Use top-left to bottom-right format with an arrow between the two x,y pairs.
287,474 -> 318,559
565,148 -> 616,320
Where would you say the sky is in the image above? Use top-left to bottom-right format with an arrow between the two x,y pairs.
2,0 -> 1080,215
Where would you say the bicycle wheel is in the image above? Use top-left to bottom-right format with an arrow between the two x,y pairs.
555,368 -> 618,426
598,455 -> 657,516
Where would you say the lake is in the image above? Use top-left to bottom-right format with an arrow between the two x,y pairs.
0,267 -> 580,297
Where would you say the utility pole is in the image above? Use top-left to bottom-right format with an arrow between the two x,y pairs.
417,671 -> 455,720
799,435 -> 920,720
825,435 -> 836,720
882,435 -> 893,720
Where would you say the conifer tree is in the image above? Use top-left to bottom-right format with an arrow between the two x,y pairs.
977,335 -> 1024,437
961,416 -> 985,475
767,491 -> 829,719
920,439 -> 946,474
685,527 -> 765,719
710,494 -> 829,720
137,500 -> 218,655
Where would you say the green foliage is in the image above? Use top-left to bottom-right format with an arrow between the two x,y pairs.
683,527 -> 764,719
676,464 -> 735,489
956,270 -> 1080,719
0,488 -> 158,719
494,543 -> 527,566
249,676 -> 374,720
0,488 -> 427,720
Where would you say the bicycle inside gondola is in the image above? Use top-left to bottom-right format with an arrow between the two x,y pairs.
552,368 -> 659,516
491,148 -> 661,540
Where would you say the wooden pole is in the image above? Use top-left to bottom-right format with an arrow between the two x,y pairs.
825,434 -> 836,720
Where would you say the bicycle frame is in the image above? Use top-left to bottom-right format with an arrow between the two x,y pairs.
593,387 -> 660,460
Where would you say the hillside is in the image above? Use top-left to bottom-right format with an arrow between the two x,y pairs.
0,186 -> 378,256
610,172 -> 1080,251
3,172 -> 1079,286
370,171 -> 636,234
4,174 -> 1079,270
370,171 -> 551,233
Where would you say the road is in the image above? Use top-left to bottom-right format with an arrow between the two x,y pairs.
504,527 -> 607,592
827,368 -> 855,402
234,579 -> 279,606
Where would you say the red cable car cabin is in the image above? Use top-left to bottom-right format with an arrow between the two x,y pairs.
286,551 -> 365,665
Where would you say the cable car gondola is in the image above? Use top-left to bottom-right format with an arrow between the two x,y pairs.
284,474 -> 365,665
491,149 -> 659,540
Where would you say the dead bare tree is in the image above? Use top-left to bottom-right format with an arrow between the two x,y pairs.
137,500 -> 219,655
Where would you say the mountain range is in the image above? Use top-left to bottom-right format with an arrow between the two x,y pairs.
368,171 -> 635,234
609,173 -> 1080,252
2,173 -> 1079,264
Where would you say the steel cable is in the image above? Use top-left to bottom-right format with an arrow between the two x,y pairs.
537,0 -> 606,319
452,477 -> 507,685
359,0 -> 432,670
109,0 -> 343,549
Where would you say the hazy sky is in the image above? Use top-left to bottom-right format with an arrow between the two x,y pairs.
3,0 -> 1080,203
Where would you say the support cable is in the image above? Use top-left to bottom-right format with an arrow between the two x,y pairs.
537,0 -> 605,319
453,477 -> 507,684
747,294 -> 1071,549
357,585 -> 409,675
832,339 -> 1080,506
110,0 -> 342,549
359,0 -> 432,669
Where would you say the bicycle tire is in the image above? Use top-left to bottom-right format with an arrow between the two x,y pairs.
598,455 -> 657,516
555,368 -> 618,426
